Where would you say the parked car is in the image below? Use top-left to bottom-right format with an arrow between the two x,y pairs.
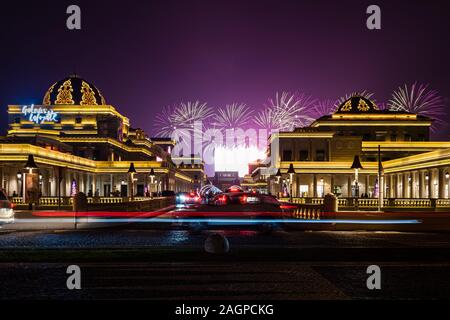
0,190 -> 15,225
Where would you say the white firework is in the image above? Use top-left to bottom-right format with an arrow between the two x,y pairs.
388,83 -> 446,131
154,101 -> 213,138
308,99 -> 337,119
255,92 -> 315,132
153,105 -> 177,137
335,90 -> 375,107
213,103 -> 253,129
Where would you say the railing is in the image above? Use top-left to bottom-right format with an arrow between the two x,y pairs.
292,205 -> 323,220
437,199 -> 450,207
393,199 -> 431,208
10,196 -> 163,206
279,197 -> 450,209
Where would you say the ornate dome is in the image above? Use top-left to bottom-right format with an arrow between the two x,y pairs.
43,75 -> 106,105
335,96 -> 380,113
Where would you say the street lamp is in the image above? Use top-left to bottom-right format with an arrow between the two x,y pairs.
128,162 -> 137,201
351,155 -> 363,208
274,169 -> 282,197
287,163 -> 296,202
24,154 -> 38,173
275,169 -> 282,183
149,168 -> 156,199
24,155 -> 39,208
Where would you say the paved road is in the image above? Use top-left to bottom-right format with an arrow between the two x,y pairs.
1,229 -> 450,299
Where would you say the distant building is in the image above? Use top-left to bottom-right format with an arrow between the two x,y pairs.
211,171 -> 240,192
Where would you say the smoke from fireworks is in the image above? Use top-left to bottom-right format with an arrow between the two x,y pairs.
254,92 -> 315,132
388,83 -> 446,130
213,103 -> 253,129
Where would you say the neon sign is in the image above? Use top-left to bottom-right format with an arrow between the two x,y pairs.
21,104 -> 58,124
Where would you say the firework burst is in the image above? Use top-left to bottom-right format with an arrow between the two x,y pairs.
153,101 -> 213,138
334,90 -> 375,107
388,83 -> 446,130
172,101 -> 213,127
308,99 -> 337,119
255,92 -> 315,132
153,105 -> 177,137
213,103 -> 253,130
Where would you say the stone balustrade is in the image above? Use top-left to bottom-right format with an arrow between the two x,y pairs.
279,197 -> 450,210
9,196 -> 166,207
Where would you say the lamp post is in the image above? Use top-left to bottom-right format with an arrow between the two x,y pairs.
128,162 -> 137,201
287,163 -> 296,202
275,169 -> 282,197
377,145 -> 384,212
16,172 -> 22,198
24,154 -> 39,210
351,155 -> 363,210
149,168 -> 155,199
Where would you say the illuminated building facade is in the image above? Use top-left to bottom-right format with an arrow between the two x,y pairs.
0,75 -> 200,200
259,96 -> 450,201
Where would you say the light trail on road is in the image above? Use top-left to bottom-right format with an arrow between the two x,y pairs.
9,218 -> 421,225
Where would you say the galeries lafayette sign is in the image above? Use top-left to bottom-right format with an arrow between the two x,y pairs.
22,105 -> 58,124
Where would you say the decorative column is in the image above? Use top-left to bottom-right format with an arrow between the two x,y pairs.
330,175 -> 334,195
365,175 -> 369,195
418,171 -> 423,198
427,171 -> 432,198
439,168 -> 445,199
313,175 -> 317,198
347,175 -> 352,197
403,173 -> 408,198
447,169 -> 450,199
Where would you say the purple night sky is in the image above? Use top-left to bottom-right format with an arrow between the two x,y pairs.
1,0 -> 450,138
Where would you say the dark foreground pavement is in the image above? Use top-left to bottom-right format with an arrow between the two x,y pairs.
1,229 -> 450,300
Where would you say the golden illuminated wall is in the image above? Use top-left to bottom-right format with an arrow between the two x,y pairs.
7,104 -> 130,136
0,143 -> 193,183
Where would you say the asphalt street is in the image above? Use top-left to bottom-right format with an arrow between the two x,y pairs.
2,206 -> 450,300
1,228 -> 450,299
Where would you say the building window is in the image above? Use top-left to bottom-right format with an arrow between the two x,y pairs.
14,117 -> 20,124
282,150 -> 292,161
75,117 -> 82,124
299,185 -> 309,197
315,150 -> 325,161
391,134 -> 397,142
299,150 -> 309,161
